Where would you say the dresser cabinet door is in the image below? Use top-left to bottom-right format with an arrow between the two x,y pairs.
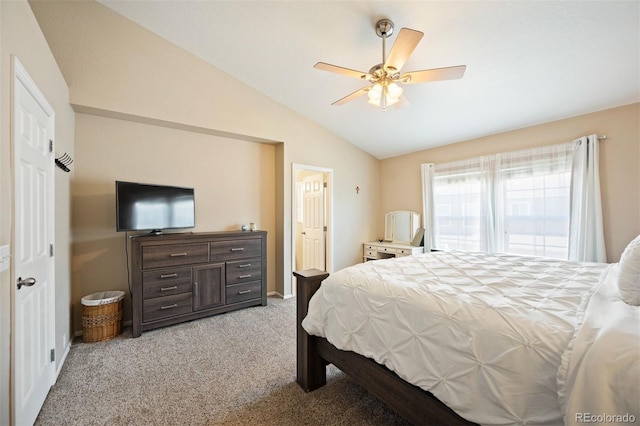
193,263 -> 225,311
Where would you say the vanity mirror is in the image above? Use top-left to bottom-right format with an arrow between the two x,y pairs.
384,210 -> 421,244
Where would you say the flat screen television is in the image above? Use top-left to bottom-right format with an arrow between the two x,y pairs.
115,181 -> 195,234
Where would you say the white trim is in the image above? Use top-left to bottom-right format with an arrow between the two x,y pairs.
271,291 -> 294,300
14,58 -> 54,116
290,163 -> 334,296
11,56 -> 57,424
54,340 -> 72,381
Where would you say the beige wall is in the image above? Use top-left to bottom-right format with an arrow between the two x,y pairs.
380,103 -> 640,262
72,113 -> 277,331
30,0 -> 381,333
1,0 -> 74,423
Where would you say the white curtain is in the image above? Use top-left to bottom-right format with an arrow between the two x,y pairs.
568,135 -> 606,262
421,163 -> 435,251
496,142 -> 574,258
422,142 -> 575,259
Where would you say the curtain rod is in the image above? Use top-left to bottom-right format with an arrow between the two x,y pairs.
597,135 -> 607,141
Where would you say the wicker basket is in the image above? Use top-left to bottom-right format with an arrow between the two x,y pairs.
81,291 -> 125,342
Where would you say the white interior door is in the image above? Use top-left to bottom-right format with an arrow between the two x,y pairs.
302,173 -> 325,270
12,58 -> 55,426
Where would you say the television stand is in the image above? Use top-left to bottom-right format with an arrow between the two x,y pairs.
130,230 -> 267,337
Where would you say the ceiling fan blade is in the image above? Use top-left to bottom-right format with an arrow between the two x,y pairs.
401,65 -> 466,84
314,62 -> 369,80
332,87 -> 370,106
384,28 -> 424,73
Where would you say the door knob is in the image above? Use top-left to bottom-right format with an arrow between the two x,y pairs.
16,277 -> 36,290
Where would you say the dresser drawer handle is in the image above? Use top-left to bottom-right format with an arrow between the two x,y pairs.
160,304 -> 178,310
170,252 -> 188,257
160,273 -> 178,279
238,264 -> 252,268
230,248 -> 245,252
238,289 -> 252,295
238,274 -> 252,279
160,286 -> 178,292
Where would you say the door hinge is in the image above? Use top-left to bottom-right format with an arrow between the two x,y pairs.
50,348 -> 55,363
49,139 -> 54,153
323,182 -> 327,188
49,244 -> 54,257
323,226 -> 327,232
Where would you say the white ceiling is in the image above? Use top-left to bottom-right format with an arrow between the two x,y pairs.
97,0 -> 639,159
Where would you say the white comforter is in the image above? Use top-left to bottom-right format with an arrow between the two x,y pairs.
558,263 -> 640,425
302,251 -> 609,425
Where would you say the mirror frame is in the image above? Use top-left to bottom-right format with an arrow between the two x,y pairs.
384,210 -> 421,244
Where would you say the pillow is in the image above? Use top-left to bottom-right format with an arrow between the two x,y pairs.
618,234 -> 640,306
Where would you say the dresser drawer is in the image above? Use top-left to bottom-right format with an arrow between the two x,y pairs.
142,243 -> 209,269
226,281 -> 261,305
364,249 -> 377,257
364,244 -> 377,251
396,247 -> 423,256
377,246 -> 395,254
143,267 -> 192,299
143,292 -> 192,322
226,258 -> 262,285
210,238 -> 261,261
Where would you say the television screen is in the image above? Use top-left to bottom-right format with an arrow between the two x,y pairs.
116,181 -> 195,233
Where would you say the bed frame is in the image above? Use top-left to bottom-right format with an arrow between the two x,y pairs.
294,269 -> 477,426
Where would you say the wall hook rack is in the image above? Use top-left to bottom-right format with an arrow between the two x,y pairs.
55,153 -> 73,172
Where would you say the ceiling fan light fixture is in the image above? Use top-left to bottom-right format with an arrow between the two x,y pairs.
367,81 -> 402,110
367,83 -> 383,105
387,82 -> 403,101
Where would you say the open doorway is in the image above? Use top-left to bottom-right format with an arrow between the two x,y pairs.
291,164 -> 333,295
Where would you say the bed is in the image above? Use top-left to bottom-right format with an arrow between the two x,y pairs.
294,249 -> 639,425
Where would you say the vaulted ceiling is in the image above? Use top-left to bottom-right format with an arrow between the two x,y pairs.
97,1 -> 639,159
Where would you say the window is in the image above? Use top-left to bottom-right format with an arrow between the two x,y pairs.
432,159 -> 487,252
427,143 -> 574,259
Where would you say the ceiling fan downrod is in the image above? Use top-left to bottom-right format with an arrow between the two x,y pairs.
375,19 -> 394,66
373,19 -> 398,111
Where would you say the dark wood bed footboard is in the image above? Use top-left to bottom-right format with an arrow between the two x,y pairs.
294,269 -> 477,426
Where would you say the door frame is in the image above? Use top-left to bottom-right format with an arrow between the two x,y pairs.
11,56 -> 56,425
291,164 -> 333,293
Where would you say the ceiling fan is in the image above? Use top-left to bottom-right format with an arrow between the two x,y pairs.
314,19 -> 466,111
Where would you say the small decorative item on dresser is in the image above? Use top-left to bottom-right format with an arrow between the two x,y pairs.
241,224 -> 249,231
249,222 -> 256,231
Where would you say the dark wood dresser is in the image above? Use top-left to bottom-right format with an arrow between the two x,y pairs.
130,230 -> 267,337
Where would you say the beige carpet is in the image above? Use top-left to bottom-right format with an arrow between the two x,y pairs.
35,297 -> 409,426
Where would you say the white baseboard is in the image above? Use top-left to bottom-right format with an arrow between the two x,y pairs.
271,291 -> 294,299
54,339 -> 71,382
